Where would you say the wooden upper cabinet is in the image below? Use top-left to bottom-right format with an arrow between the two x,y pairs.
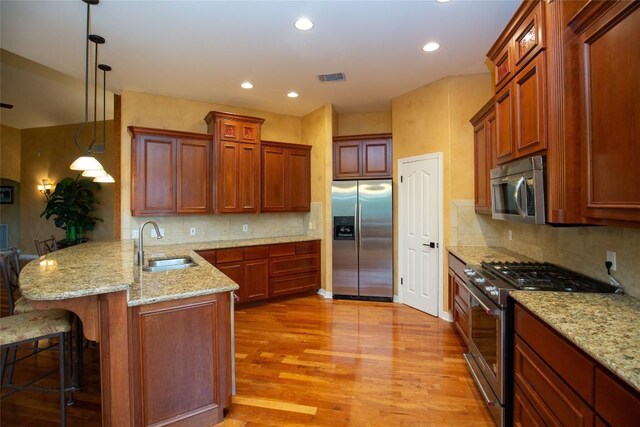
177,138 -> 210,213
204,111 -> 265,214
333,134 -> 392,180
129,126 -> 211,216
470,99 -> 495,214
261,141 -> 311,212
495,85 -> 515,163
570,1 -> 640,224
513,1 -> 544,69
514,53 -> 546,157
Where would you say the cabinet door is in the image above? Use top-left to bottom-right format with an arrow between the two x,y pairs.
261,145 -> 287,212
514,384 -> 546,427
362,139 -> 391,178
238,143 -> 259,213
134,134 -> 176,215
333,140 -> 362,179
514,53 -> 546,157
243,259 -> 269,302
577,2 -> 640,223
218,142 -> 239,213
217,262 -> 244,303
495,84 -> 515,164
288,148 -> 311,211
474,115 -> 493,214
177,138 -> 210,213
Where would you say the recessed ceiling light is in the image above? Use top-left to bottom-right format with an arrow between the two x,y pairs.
241,82 -> 254,89
435,0 -> 451,3
294,17 -> 314,31
422,42 -> 440,52
287,91 -> 299,98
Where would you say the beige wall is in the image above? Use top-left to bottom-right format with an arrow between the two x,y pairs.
302,104 -> 335,292
391,73 -> 494,306
1,124 -> 21,182
451,201 -> 640,298
20,121 -> 116,253
337,111 -> 392,136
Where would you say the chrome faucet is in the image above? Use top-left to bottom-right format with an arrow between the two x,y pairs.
137,221 -> 162,265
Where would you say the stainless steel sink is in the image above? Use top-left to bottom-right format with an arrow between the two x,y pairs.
143,256 -> 197,272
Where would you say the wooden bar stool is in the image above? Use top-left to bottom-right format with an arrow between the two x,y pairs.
34,235 -> 58,257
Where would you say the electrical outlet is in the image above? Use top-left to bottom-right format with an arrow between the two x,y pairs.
242,224 -> 248,232
606,250 -> 617,271
150,228 -> 165,238
308,221 -> 314,230
131,230 -> 139,239
508,230 -> 513,241
189,227 -> 196,236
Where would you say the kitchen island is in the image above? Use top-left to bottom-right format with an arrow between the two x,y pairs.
19,239 -> 239,427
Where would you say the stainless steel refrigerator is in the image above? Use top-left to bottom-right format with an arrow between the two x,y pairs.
332,180 -> 393,300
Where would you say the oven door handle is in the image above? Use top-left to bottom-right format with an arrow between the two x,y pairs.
514,176 -> 526,219
463,354 -> 498,408
459,279 -> 498,316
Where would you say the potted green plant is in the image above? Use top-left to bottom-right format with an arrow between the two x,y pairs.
40,175 -> 103,248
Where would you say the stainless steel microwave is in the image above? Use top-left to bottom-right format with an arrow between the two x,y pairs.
490,156 -> 545,224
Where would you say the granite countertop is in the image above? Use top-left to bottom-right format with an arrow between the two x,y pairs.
447,245 -> 535,265
19,235 -> 319,307
511,291 -> 640,393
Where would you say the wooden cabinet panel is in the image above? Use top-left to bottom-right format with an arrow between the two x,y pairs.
452,302 -> 469,346
269,243 -> 295,258
217,262 -> 244,302
471,100 -> 495,214
243,245 -> 269,260
333,141 -> 362,178
595,367 -> 640,427
515,304 -> 595,404
270,272 -> 318,298
514,53 -> 546,157
238,143 -> 259,212
514,384 -> 546,427
261,141 -> 311,212
219,142 -> 239,212
513,1 -> 544,69
495,85 -> 515,163
218,119 -> 259,144
572,1 -> 640,223
448,253 -> 470,347
270,253 -> 319,277
243,259 -> 269,302
196,249 -> 216,265
216,248 -> 243,263
494,43 -> 513,91
129,126 -> 211,216
514,335 -> 594,427
295,240 -> 320,255
177,138 -> 210,213
129,293 -> 231,426
362,140 -> 392,177
333,134 -> 392,179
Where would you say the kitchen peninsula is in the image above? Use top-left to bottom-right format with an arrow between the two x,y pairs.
17,239 -> 248,426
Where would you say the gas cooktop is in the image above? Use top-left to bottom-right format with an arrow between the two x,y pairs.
463,261 -> 620,307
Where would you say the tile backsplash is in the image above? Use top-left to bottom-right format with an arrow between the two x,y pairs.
122,202 -> 323,245
451,200 -> 640,298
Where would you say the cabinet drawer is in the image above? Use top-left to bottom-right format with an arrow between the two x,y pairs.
295,240 -> 319,255
514,336 -> 594,427
453,276 -> 470,314
515,304 -> 595,404
448,253 -> 467,281
595,368 -> 640,427
195,249 -> 216,265
270,254 -> 318,277
216,248 -> 244,263
270,272 -> 319,297
514,384 -> 546,427
453,302 -> 469,346
269,243 -> 295,257
243,245 -> 269,260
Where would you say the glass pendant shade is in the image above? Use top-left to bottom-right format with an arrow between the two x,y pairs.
82,169 -> 108,178
70,156 -> 104,171
94,174 -> 115,183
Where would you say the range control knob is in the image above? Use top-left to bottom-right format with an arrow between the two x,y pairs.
463,268 -> 476,277
484,285 -> 497,293
474,277 -> 486,284
490,290 -> 499,297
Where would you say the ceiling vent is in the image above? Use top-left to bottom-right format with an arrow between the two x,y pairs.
317,72 -> 346,82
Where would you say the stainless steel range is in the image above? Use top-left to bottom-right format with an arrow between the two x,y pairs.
460,261 -> 622,426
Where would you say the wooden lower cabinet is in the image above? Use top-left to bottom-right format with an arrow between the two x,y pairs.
448,253 -> 470,347
129,292 -> 232,427
514,303 -> 640,427
198,240 -> 320,305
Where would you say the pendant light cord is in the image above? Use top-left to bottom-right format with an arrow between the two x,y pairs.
74,0 -> 92,154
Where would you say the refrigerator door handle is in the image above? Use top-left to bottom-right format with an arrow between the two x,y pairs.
358,204 -> 362,251
354,204 -> 358,251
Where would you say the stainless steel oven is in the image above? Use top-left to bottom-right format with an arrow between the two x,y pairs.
491,156 -> 545,224
459,277 -> 509,426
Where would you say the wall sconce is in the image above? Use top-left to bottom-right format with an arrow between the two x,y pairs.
37,179 -> 53,199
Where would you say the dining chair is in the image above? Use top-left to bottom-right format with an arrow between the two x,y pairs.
34,235 -> 58,257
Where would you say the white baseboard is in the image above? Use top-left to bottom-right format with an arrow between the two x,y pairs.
439,311 -> 453,322
317,289 -> 333,299
393,295 -> 400,303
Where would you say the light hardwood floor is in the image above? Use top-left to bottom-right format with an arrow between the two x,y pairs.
1,295 -> 493,426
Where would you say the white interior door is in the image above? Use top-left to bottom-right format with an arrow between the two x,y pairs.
398,154 -> 441,317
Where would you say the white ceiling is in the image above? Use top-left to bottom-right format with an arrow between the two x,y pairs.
1,0 -> 520,125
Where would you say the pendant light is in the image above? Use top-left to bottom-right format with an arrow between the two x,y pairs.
69,0 -> 114,183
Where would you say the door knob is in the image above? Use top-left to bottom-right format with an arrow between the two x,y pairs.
422,242 -> 438,248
